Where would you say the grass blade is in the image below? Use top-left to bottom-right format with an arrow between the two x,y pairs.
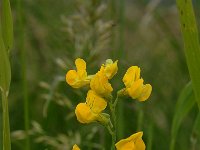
176,0 -> 200,108
116,0 -> 125,140
0,112 -> 2,150
1,92 -> 11,150
170,82 -> 195,150
1,0 -> 13,52
0,22 -> 11,150
0,26 -> 11,94
191,113 -> 200,149
192,113 -> 200,137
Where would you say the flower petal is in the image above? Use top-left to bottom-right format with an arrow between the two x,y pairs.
75,58 -> 87,78
123,66 -> 140,88
86,90 -> 107,113
115,132 -> 145,150
90,67 -> 113,96
72,144 -> 80,150
104,59 -> 118,79
138,84 -> 152,101
75,103 -> 97,123
127,79 -> 144,99
66,70 -> 79,87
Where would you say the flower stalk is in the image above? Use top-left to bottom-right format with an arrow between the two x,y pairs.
66,58 -> 152,150
109,100 -> 117,150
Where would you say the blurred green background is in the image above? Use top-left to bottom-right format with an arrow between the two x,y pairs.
1,0 -> 200,149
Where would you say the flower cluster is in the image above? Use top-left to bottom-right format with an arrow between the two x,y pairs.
122,66 -> 152,101
66,58 -> 152,150
66,58 -> 118,124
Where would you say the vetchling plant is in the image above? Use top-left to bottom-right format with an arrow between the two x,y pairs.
66,58 -> 152,150
0,0 -> 13,149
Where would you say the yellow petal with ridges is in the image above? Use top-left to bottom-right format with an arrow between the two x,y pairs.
86,90 -> 107,113
115,132 -> 145,150
75,58 -> 87,78
127,79 -> 144,99
72,144 -> 80,150
66,70 -> 79,87
90,67 -> 113,96
123,66 -> 140,88
104,59 -> 118,79
138,84 -> 152,101
75,103 -> 97,123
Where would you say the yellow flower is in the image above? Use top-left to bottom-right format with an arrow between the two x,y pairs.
72,144 -> 80,150
66,58 -> 90,88
75,90 -> 107,123
115,132 -> 145,150
103,59 -> 118,79
90,67 -> 113,97
123,66 -> 152,101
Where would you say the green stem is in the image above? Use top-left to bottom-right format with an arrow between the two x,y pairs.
116,0 -> 125,139
1,91 -> 11,150
17,0 -> 30,149
176,0 -> 200,108
108,95 -> 119,150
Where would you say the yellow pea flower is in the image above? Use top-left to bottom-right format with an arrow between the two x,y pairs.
90,66 -> 113,97
75,90 -> 107,124
66,58 -> 90,88
103,59 -> 118,79
115,132 -> 145,150
72,144 -> 80,150
123,66 -> 152,101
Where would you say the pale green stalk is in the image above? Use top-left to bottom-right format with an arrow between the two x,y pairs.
1,91 -> 11,150
170,82 -> 195,150
108,95 -> 120,150
1,0 -> 13,52
176,0 -> 200,108
109,101 -> 116,150
0,26 -> 11,150
0,0 -> 13,149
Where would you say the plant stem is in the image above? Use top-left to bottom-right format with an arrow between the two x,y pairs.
17,0 -> 30,149
116,0 -> 125,139
176,0 -> 200,108
108,95 -> 119,150
1,91 -> 11,150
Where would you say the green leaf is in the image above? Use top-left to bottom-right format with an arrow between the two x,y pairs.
0,27 -> 11,93
170,82 -> 196,150
191,112 -> 200,142
176,0 -> 200,108
190,112 -> 200,149
1,0 -> 13,52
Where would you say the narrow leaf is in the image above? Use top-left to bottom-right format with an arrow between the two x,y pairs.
191,113 -> 200,144
0,27 -> 11,92
1,0 -> 13,52
1,92 -> 11,150
170,82 -> 196,150
176,0 -> 200,108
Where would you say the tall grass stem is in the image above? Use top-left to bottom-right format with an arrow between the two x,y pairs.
17,0 -> 30,149
176,0 -> 200,108
116,0 -> 125,140
1,92 -> 11,150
